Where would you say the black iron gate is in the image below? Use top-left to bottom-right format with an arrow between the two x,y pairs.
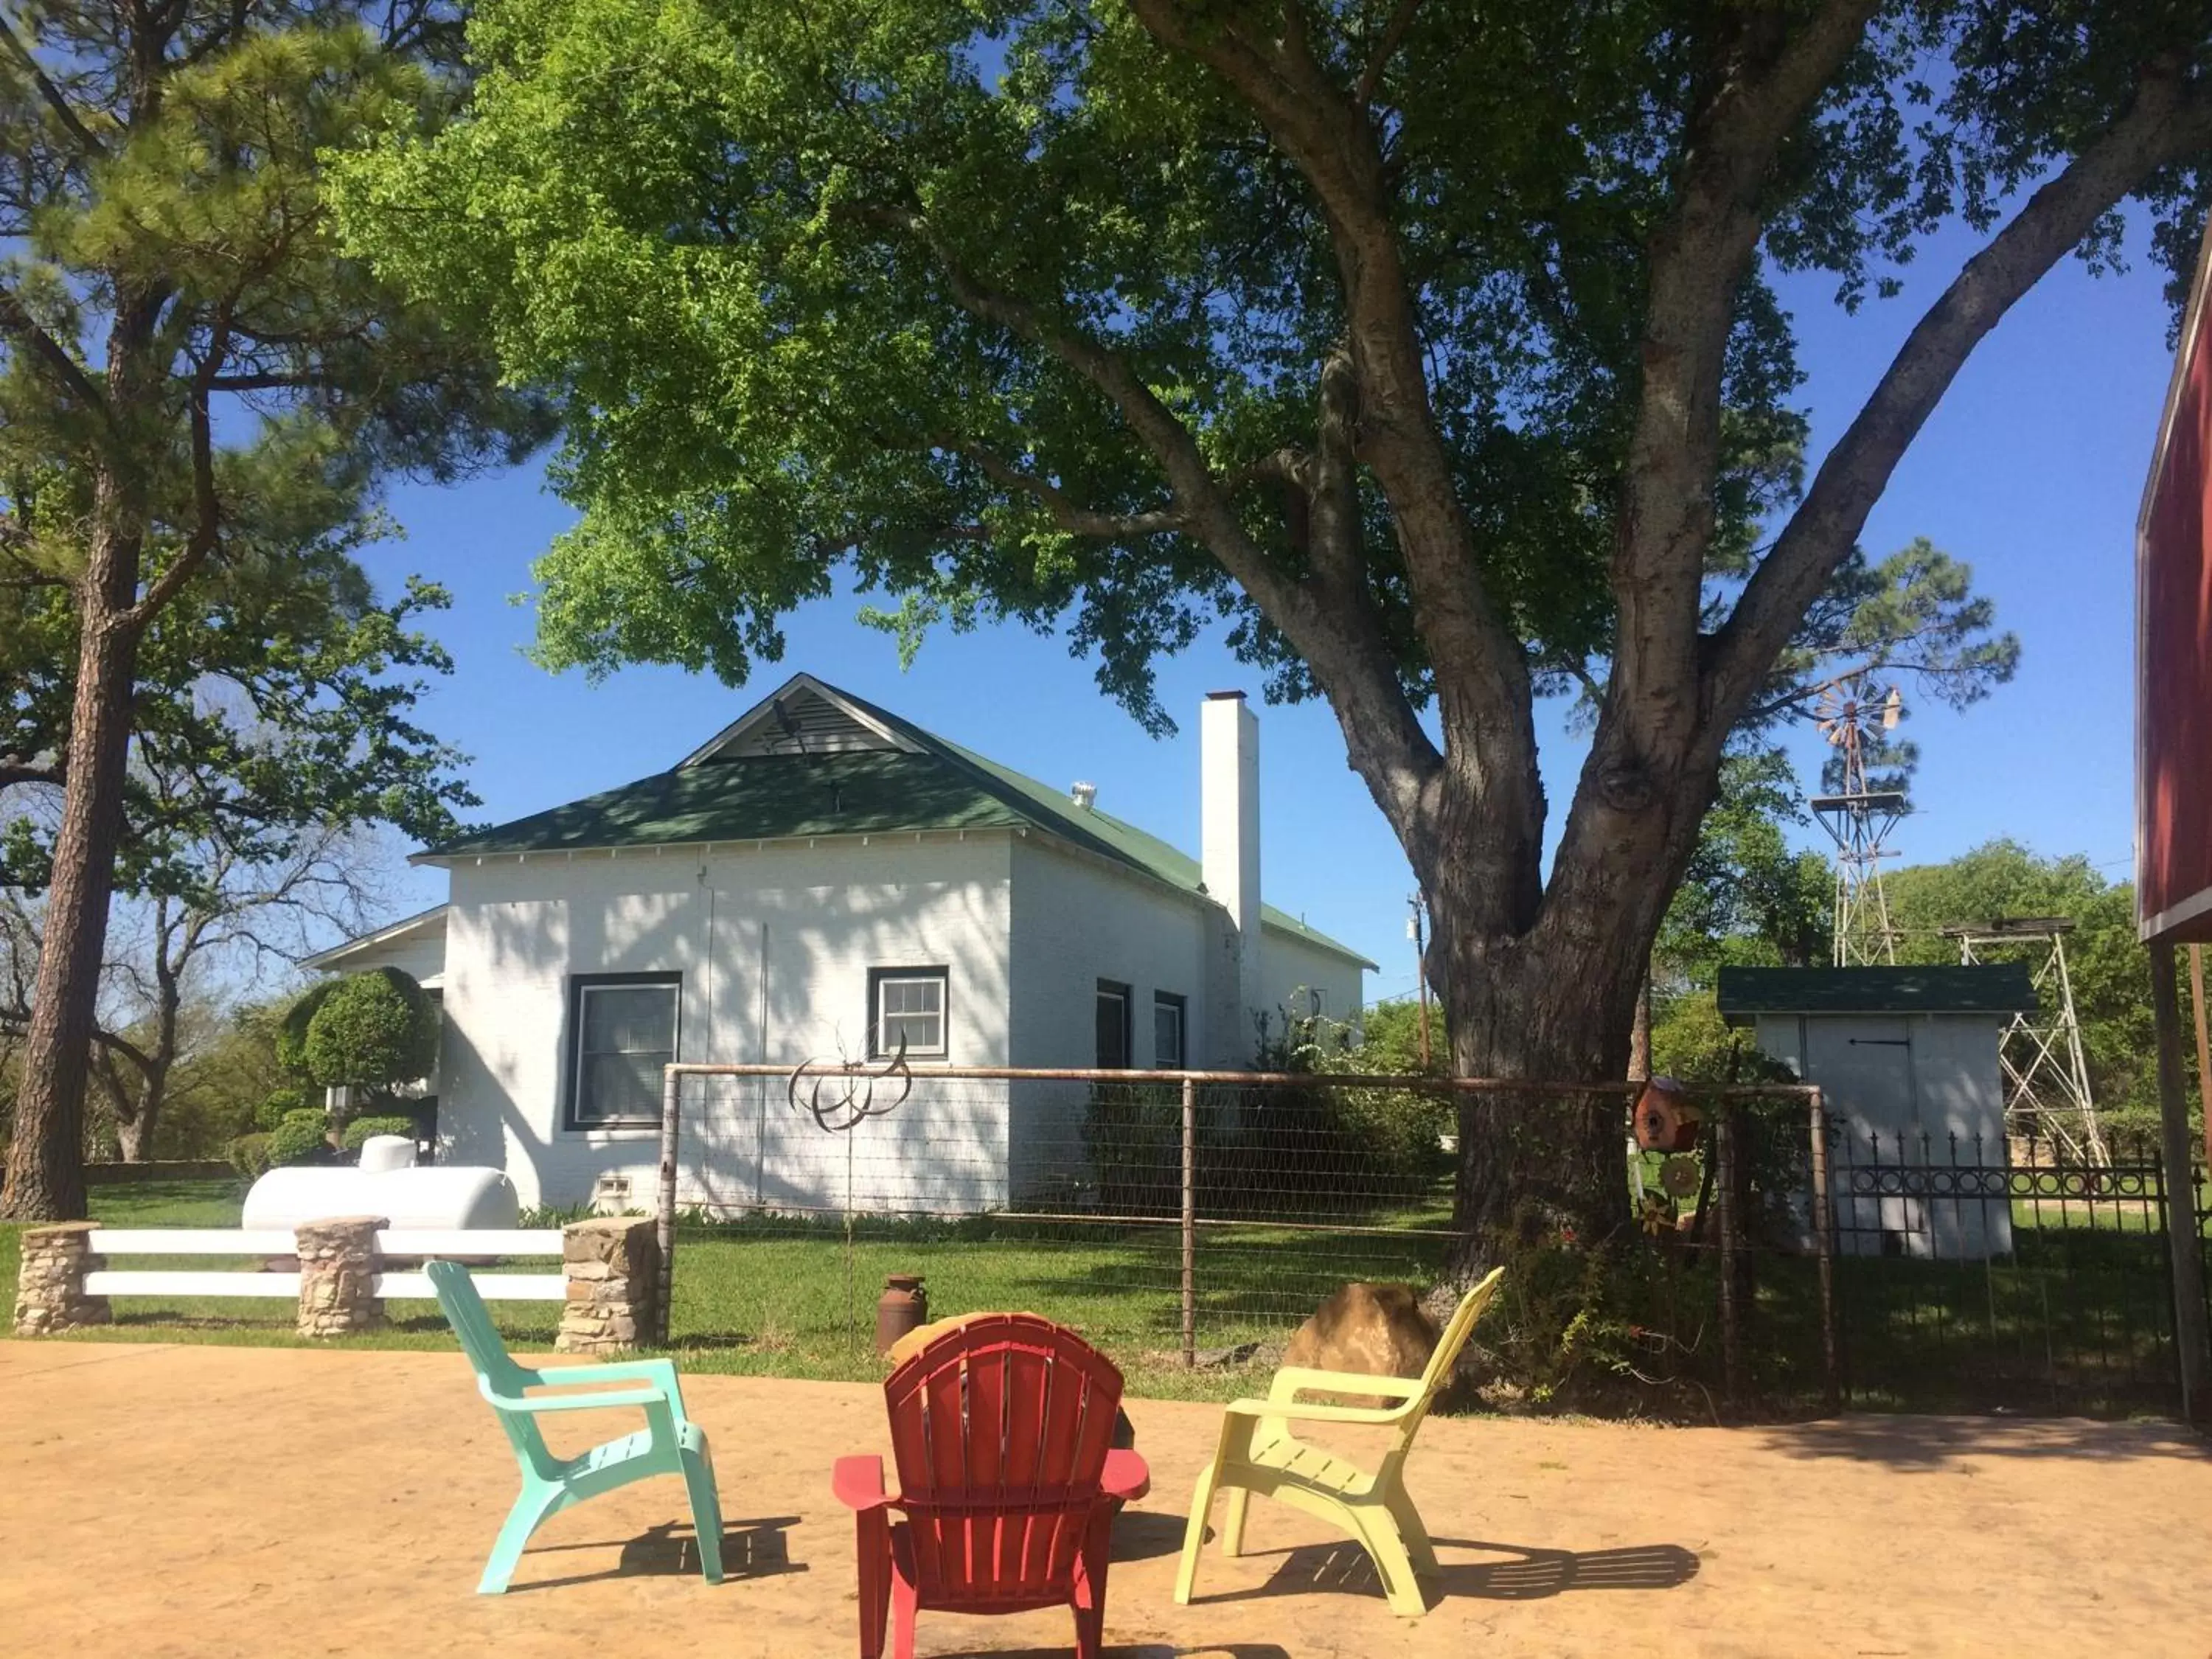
1824,1127 -> 2192,1414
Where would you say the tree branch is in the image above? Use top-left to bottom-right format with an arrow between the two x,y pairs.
124,305 -> 234,630
1710,60 -> 2212,717
0,285 -> 108,424
869,201 -> 1443,830
1354,0 -> 1425,109
948,439 -> 1186,538
1610,0 -> 1882,762
1124,0 -> 1534,895
0,15 -> 108,157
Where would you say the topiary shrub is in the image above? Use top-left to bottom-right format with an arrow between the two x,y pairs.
341,1113 -> 418,1155
267,1108 -> 333,1168
298,968 -> 438,1108
254,1085 -> 315,1133
275,981 -> 335,1077
229,1132 -> 274,1180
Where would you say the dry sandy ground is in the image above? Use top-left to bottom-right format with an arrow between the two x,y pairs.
3,1339 -> 2208,1658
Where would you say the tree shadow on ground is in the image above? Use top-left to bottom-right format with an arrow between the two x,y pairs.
1746,1414 -> 2212,1469
506,1514 -> 806,1592
1190,1537 -> 1698,1610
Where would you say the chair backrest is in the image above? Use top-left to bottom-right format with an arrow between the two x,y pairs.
425,1259 -> 557,1477
881,1313 -> 1124,1608
1387,1265 -> 1506,1459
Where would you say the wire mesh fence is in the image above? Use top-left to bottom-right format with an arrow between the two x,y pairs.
647,1062 -> 2208,1416
655,1065 -> 1472,1380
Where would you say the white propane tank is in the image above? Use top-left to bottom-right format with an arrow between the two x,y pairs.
355,1135 -> 417,1174
241,1162 -> 521,1231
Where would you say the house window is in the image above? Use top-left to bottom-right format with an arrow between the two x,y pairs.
1096,980 -> 1133,1069
1153,992 -> 1186,1069
568,975 -> 680,1130
869,967 -> 948,1059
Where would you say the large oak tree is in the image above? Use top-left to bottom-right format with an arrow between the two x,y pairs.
341,0 -> 2212,1240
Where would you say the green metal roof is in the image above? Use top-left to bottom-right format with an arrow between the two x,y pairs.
1715,964 -> 2037,1025
425,678 -> 1375,967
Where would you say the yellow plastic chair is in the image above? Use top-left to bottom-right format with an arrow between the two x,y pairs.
1173,1267 -> 1506,1617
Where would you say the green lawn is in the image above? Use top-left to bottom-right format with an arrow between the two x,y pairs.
5,1175 -> 2203,1411
0,1180 -> 1450,1400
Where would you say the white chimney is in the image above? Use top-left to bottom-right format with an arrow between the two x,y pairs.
1202,690 -> 1261,1063
1070,780 -> 1098,810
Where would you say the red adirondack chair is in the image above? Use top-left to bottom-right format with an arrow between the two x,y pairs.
832,1313 -> 1150,1659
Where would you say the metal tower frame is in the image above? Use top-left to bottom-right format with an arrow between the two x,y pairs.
1809,677 -> 1907,967
1945,917 -> 2109,1166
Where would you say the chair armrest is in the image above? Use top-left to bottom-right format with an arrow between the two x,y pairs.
1267,1366 -> 1426,1404
526,1357 -> 679,1391
481,1382 -> 667,1415
1222,1394 -> 1409,1427
1101,1447 -> 1150,1502
832,1455 -> 897,1514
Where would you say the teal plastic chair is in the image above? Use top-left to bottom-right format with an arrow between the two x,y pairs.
425,1259 -> 726,1593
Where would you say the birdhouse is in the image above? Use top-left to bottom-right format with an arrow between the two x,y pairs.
1633,1076 -> 1701,1152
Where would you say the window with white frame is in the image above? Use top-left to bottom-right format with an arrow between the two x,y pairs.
870,967 -> 948,1059
567,975 -> 679,1129
1152,992 -> 1186,1069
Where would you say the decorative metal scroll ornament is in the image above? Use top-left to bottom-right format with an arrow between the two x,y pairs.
787,1035 -> 914,1133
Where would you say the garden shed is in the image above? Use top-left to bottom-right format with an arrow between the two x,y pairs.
1716,964 -> 2037,1260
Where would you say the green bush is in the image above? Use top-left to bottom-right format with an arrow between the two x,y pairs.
1080,1077 -> 1451,1219
341,1113 -> 418,1155
274,981 -> 335,1077
254,1085 -> 314,1133
299,968 -> 438,1099
266,1108 -> 333,1168
228,1132 -> 274,1180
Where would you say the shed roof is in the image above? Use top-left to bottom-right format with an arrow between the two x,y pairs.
1715,964 -> 2037,1025
420,674 -> 1374,967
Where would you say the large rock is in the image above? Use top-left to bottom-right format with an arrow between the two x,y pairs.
1281,1282 -> 1440,1408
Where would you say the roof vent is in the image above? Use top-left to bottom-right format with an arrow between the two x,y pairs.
1070,781 -> 1098,810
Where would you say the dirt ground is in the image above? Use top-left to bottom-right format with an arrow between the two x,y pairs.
3,1340 -> 2208,1659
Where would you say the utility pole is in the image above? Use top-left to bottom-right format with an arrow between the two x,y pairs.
1408,894 -> 1431,1070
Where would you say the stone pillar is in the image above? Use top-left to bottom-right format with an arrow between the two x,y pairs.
558,1217 -> 659,1354
13,1222 -> 111,1336
295,1215 -> 386,1338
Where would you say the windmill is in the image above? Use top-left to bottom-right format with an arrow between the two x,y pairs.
1809,675 -> 1907,966
1944,917 -> 2110,1166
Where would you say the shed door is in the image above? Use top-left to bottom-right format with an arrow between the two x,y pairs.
1803,1017 -> 1929,1256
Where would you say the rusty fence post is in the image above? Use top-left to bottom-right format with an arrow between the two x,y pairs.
1807,1087 -> 1842,1413
657,1065 -> 680,1346
1715,1111 -> 1742,1410
1181,1077 -> 1197,1368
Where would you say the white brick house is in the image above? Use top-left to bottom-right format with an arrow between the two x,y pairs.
307,675 -> 1371,1212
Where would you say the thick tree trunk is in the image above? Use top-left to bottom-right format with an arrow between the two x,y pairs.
1439,925 -> 1645,1251
1,524 -> 142,1220
1425,765 -> 1711,1259
114,1102 -> 153,1164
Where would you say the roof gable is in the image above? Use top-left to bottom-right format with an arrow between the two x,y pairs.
680,674 -> 922,764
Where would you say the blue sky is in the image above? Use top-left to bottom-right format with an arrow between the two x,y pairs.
351,219 -> 2175,1006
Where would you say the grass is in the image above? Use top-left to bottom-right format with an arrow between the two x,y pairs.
0,1180 -> 1449,1401
5,1175 -> 2204,1411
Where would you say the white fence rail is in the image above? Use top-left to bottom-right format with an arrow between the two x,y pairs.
80,1228 -> 566,1303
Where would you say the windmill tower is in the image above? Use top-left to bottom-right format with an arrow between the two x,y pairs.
1809,675 -> 1907,966
1944,917 -> 2109,1166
